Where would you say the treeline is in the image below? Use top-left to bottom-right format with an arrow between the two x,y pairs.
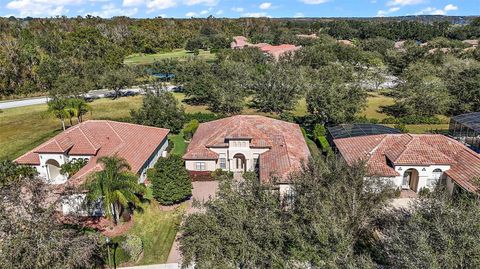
1,16 -> 479,98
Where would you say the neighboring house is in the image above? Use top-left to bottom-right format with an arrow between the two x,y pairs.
449,112 -> 480,153
332,133 -> 480,195
394,40 -> 406,51
231,36 -> 249,49
16,120 -> 170,214
230,35 -> 301,60
337,39 -> 354,46
183,115 -> 310,194
462,39 -> 479,47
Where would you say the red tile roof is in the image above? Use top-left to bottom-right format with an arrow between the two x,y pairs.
183,115 -> 310,183
16,120 -> 169,185
333,134 -> 480,192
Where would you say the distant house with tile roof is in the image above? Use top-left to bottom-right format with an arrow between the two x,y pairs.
332,133 -> 480,195
183,115 -> 310,194
230,36 -> 301,60
16,120 -> 170,214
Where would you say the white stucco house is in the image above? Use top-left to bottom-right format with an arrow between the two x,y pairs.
332,133 -> 480,195
183,115 -> 311,194
15,120 -> 169,215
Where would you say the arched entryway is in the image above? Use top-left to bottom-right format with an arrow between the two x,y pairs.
46,159 -> 62,182
403,168 -> 419,192
233,153 -> 246,172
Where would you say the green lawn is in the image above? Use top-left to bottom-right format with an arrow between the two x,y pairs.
124,49 -> 216,65
169,131 -> 188,156
123,201 -> 186,265
306,137 -> 321,158
361,91 -> 395,120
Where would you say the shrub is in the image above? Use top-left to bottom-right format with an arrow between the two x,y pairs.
394,123 -> 409,133
317,135 -> 334,156
313,124 -> 326,137
211,169 -> 233,179
121,235 -> 143,262
149,155 -> 192,205
418,187 -> 431,197
183,119 -> 199,140
382,115 -> 443,124
185,112 -> 222,123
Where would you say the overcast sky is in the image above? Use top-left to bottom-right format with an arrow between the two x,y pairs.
1,0 -> 478,19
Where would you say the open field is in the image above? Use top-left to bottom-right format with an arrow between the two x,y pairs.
124,49 -> 216,65
0,92 -> 449,161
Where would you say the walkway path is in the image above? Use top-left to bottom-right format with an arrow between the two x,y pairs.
166,181 -> 219,264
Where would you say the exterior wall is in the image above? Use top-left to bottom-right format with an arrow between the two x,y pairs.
185,160 -> 217,171
37,153 -> 68,184
384,164 -> 451,192
139,138 -> 169,183
209,143 -> 269,172
445,176 -> 457,195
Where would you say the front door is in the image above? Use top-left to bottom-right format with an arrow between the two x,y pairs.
402,171 -> 411,189
233,153 -> 246,172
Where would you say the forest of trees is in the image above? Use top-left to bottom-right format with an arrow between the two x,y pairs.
1,16 -> 479,104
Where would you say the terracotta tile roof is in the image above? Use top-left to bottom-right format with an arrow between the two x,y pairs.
183,115 -> 310,183
16,120 -> 169,185
334,134 -> 480,192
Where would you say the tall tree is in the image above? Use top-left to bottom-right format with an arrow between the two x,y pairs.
251,64 -> 307,114
101,67 -> 136,98
375,190 -> 480,268
131,83 -> 186,133
47,98 -> 70,130
66,98 -> 91,124
179,157 -> 395,268
0,162 -> 105,269
84,155 -> 146,225
306,64 -> 367,124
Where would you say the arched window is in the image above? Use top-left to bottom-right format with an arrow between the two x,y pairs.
433,169 -> 442,180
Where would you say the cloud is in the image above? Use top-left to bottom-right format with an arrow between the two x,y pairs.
146,0 -> 176,11
414,4 -> 459,15
87,3 -> 138,17
387,0 -> 425,6
122,0 -> 144,6
259,2 -> 272,10
5,0 -> 77,17
300,0 -> 329,4
184,0 -> 218,6
216,9 -> 223,15
377,6 -> 400,17
185,11 -> 197,17
242,12 -> 269,17
444,4 -> 458,11
231,7 -> 244,12
294,12 -> 304,17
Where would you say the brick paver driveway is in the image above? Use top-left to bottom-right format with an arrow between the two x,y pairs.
167,181 -> 219,264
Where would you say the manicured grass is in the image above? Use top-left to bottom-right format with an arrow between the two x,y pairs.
169,131 -> 188,156
0,96 -> 143,161
306,137 -> 321,158
361,91 -> 395,120
124,49 -> 216,65
125,201 -> 186,265
397,124 -> 449,134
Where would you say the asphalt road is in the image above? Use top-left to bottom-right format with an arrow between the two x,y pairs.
0,97 -> 50,110
0,85 -> 177,110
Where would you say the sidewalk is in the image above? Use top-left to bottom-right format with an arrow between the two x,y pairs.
119,263 -> 181,269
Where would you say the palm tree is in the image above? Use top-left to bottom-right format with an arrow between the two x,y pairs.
84,156 -> 146,225
67,98 -> 91,124
47,98 -> 69,131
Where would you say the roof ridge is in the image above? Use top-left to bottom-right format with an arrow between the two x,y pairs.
106,121 -> 125,144
367,134 -> 388,159
78,125 -> 100,151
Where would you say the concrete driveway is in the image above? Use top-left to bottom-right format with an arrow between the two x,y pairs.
167,180 -> 219,264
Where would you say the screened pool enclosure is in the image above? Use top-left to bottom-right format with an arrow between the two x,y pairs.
449,112 -> 480,153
